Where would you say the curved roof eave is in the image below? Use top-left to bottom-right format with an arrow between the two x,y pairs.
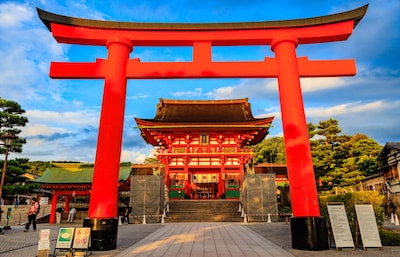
134,117 -> 274,127
37,5 -> 368,32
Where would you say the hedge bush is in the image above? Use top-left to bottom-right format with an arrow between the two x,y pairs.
379,229 -> 400,246
319,191 -> 385,243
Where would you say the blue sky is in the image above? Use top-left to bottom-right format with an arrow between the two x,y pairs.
0,0 -> 399,163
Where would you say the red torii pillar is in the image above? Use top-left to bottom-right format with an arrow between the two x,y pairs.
37,5 -> 367,251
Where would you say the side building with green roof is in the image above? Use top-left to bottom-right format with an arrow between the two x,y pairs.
33,162 -> 132,224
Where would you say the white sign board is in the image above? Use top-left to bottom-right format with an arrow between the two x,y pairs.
39,197 -> 48,206
72,227 -> 91,249
355,204 -> 382,249
37,229 -> 51,257
38,229 -> 51,250
327,204 -> 354,249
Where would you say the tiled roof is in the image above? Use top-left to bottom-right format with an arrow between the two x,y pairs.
145,98 -> 268,123
386,142 -> 400,150
33,164 -> 131,184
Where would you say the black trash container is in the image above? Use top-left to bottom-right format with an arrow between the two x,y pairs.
83,217 -> 119,251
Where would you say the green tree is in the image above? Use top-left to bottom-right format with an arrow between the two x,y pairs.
250,118 -> 382,190
144,157 -> 160,164
26,161 -> 51,176
0,158 -> 39,196
309,118 -> 348,184
309,118 -> 382,189
0,97 -> 28,154
252,137 -> 286,164
0,97 -> 29,195
314,118 -> 342,145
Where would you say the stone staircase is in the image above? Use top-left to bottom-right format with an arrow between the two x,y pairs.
165,200 -> 243,223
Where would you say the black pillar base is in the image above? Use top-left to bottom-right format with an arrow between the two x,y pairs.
83,217 -> 118,251
290,216 -> 329,250
3,226 -> 11,230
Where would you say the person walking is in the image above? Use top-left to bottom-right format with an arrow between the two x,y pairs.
24,197 -> 39,232
67,208 -> 76,223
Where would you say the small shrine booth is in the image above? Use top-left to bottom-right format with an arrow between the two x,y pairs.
34,162 -> 131,224
135,98 -> 274,200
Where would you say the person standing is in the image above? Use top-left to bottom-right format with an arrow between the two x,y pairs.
14,195 -> 20,208
56,207 -> 64,224
123,206 -> 132,224
67,208 -> 76,223
24,197 -> 39,232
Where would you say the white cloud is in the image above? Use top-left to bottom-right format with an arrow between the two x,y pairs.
121,150 -> 146,163
172,88 -> 203,97
0,3 -> 33,27
0,2 -> 68,102
128,93 -> 149,100
23,124 -> 68,137
26,109 -> 99,127
300,78 -> 348,93
207,76 -> 349,101
305,101 -> 384,119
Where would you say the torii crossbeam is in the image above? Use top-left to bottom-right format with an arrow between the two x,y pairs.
38,4 -> 367,251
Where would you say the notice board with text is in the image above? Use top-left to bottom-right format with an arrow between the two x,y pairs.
355,204 -> 382,249
327,203 -> 355,249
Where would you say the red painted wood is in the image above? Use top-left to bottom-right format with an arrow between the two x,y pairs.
272,36 -> 320,217
87,38 -> 132,219
42,10 -> 362,219
49,58 -> 356,79
49,21 -> 354,46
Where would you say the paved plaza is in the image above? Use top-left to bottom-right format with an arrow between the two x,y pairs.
1,221 -> 400,257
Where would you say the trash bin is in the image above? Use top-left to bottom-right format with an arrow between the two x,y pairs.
83,217 -> 118,251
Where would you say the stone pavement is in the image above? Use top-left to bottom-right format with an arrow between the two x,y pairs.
0,222 -> 399,257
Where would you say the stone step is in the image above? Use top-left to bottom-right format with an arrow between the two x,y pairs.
165,200 -> 242,223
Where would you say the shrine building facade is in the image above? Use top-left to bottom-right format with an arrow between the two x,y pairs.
135,98 -> 274,200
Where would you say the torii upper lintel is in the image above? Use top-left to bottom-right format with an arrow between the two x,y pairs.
37,5 -> 367,33
37,5 -> 367,46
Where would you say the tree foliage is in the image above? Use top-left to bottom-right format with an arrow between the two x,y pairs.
252,136 -> 286,164
144,157 -> 160,164
310,119 -> 382,189
26,161 -> 51,176
0,158 -> 34,196
252,118 -> 383,189
0,97 -> 29,196
0,97 -> 28,154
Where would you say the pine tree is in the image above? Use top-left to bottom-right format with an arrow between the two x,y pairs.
0,97 -> 29,194
0,97 -> 28,154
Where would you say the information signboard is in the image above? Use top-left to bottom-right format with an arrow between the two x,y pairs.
73,227 -> 91,249
327,203 -> 354,249
37,229 -> 51,257
355,204 -> 382,249
55,228 -> 75,249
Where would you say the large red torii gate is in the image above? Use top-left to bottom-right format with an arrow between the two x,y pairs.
38,5 -> 367,251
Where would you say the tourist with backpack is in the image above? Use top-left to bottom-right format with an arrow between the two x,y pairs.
24,197 -> 39,232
